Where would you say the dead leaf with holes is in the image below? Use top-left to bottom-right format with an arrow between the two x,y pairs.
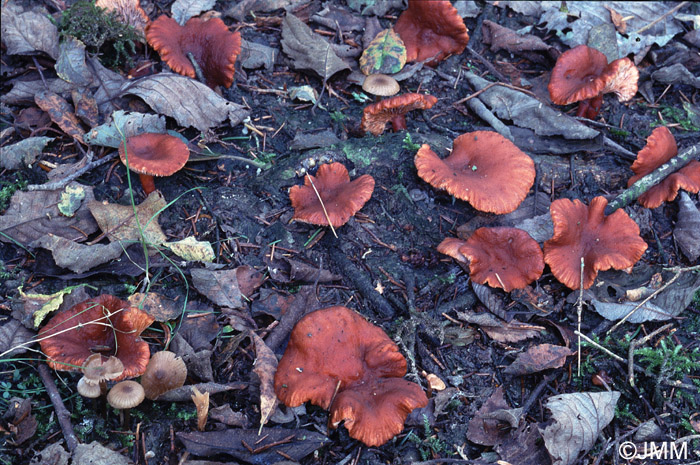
251,332 -> 278,431
34,90 -> 86,144
87,191 -> 167,246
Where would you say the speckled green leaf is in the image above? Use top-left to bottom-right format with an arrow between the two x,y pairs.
58,184 -> 86,217
359,28 -> 406,75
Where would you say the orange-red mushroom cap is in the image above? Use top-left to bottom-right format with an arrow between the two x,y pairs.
415,131 -> 535,214
146,15 -> 241,89
289,162 -> 375,228
361,93 -> 437,136
38,294 -> 154,380
274,306 -> 428,447
394,0 -> 469,65
548,45 -> 608,105
628,126 -> 700,208
458,227 -> 544,292
119,133 -> 190,178
436,237 -> 468,264
543,196 -> 648,290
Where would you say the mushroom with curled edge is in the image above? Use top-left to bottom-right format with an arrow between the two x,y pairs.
361,93 -> 437,136
627,126 -> 700,209
415,131 -> 535,214
394,0 -> 469,66
289,162 -> 375,229
543,196 -> 648,290
548,45 -> 638,119
118,133 -> 190,195
140,351 -> 188,400
274,306 -> 428,447
362,74 -> 400,98
38,294 -> 154,380
107,380 -> 145,428
438,227 -> 544,292
146,15 -> 241,89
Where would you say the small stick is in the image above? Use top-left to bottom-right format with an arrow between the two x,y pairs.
627,323 -> 673,386
307,176 -> 338,238
38,364 -> 79,452
603,136 -> 637,161
605,143 -> 699,214
575,331 -> 626,363
27,152 -> 118,191
577,257 -> 584,376
634,2 -> 689,34
186,52 -> 206,85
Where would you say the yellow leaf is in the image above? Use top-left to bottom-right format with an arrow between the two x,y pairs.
164,236 -> 215,262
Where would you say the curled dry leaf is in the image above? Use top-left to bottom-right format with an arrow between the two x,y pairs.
467,387 -> 520,446
119,73 -> 249,132
19,284 -> 84,328
0,137 -> 53,170
456,311 -> 544,343
55,36 -> 92,87
171,0 -> 216,25
31,234 -> 124,274
164,236 -> 215,262
540,391 -> 620,465
1,1 -> 59,59
673,192 -> 700,261
191,387 -> 210,431
84,110 -> 167,148
504,343 -> 574,376
250,332 -> 278,430
34,91 -> 85,144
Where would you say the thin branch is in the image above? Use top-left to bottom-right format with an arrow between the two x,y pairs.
38,364 -> 79,452
307,176 -> 337,238
187,52 -> 206,85
627,323 -> 674,386
605,143 -> 699,214
27,152 -> 118,191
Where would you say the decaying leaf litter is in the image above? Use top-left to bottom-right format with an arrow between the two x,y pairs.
1,0 -> 699,464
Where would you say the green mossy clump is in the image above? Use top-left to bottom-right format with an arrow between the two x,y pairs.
57,1 -> 141,68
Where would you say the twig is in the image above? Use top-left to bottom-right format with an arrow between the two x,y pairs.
577,257 -> 584,376
187,52 -> 206,85
606,265 -> 699,334
634,2 -> 689,34
605,143 -> 699,214
465,45 -> 508,82
307,176 -> 338,238
575,331 -> 625,363
37,364 -> 79,452
627,323 -> 674,386
603,136 -> 637,161
27,152 -> 118,191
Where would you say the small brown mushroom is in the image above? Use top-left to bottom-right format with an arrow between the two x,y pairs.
140,351 -> 187,400
107,380 -> 145,428
362,74 -> 400,98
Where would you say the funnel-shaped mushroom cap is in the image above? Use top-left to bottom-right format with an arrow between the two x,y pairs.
394,0 -> 469,65
548,45 -> 608,105
289,162 -> 375,228
628,126 -> 700,208
361,93 -> 437,136
330,377 -> 428,447
119,133 -> 190,178
38,295 -> 154,380
107,380 -> 145,409
436,237 -> 468,263
458,227 -> 544,292
543,197 -> 648,290
141,351 -> 187,400
601,57 -> 639,102
415,131 -> 535,214
82,354 -> 124,384
146,15 -> 241,88
274,306 -> 428,446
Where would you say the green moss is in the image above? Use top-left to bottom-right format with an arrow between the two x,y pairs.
57,1 -> 141,68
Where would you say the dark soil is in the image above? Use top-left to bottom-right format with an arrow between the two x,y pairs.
1,1 -> 699,465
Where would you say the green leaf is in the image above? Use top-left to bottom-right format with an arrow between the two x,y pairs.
359,28 -> 406,75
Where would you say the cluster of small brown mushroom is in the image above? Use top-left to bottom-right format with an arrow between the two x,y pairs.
38,295 -> 187,427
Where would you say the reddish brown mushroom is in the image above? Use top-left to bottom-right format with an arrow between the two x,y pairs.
543,196 -> 648,290
627,126 -> 700,208
394,0 -> 470,65
274,306 -> 428,447
436,237 -> 468,264
548,45 -> 638,119
361,93 -> 437,136
146,15 -> 241,89
118,133 -> 190,195
38,295 -> 154,380
289,162 -> 375,228
442,227 -> 544,292
95,0 -> 149,34
415,131 -> 535,214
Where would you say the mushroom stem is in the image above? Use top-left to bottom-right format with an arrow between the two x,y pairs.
576,94 -> 603,119
120,408 -> 131,429
390,115 -> 407,132
138,173 -> 156,195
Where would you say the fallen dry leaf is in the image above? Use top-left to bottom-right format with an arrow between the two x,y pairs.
165,236 -> 215,262
250,331 -> 278,430
55,36 -> 93,87
482,20 -> 551,54
119,73 -> 249,132
674,192 -> 700,261
191,387 -> 210,431
1,1 -> 59,59
0,319 -> 35,357
71,88 -> 99,127
84,110 -> 167,148
19,284 -> 85,328
88,191 -> 167,246
157,382 -> 246,402
0,182 -> 98,245
504,343 -> 574,376
467,387 -> 521,446
171,0 -> 216,25
2,397 -> 37,445
128,292 -> 183,322
31,234 -> 124,274
540,391 -> 620,465
191,268 -> 244,308
457,311 -> 544,343
34,90 -> 86,144
281,13 -> 350,80
0,136 -> 53,170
